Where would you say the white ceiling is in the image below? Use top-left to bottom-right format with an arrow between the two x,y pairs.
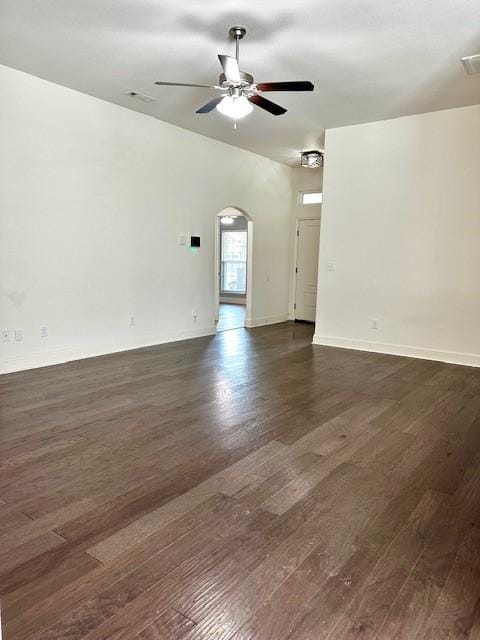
1,0 -> 479,165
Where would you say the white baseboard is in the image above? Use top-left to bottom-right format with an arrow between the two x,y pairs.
312,334 -> 480,368
246,313 -> 290,329
219,296 -> 246,305
0,325 -> 216,375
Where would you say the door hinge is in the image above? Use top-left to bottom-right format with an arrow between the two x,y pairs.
297,229 -> 300,236
295,267 -> 298,273
294,303 -> 297,310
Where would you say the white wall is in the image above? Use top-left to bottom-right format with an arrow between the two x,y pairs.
314,105 -> 480,366
0,64 -> 294,374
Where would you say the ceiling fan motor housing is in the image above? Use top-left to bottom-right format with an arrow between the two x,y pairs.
219,70 -> 254,89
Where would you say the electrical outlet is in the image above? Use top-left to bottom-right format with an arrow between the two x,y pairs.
371,319 -> 379,330
14,329 -> 24,341
327,262 -> 335,272
192,309 -> 198,319
1,330 -> 10,343
41,326 -> 48,338
130,316 -> 135,327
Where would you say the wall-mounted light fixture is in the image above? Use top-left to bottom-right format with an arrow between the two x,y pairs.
300,150 -> 323,168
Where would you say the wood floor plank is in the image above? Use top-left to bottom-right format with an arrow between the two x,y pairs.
7,494 -> 241,640
377,499 -> 471,639
136,609 -> 196,639
0,497 -> 99,555
60,509 -> 278,640
180,463 -> 395,639
86,481 -> 220,563
422,527 -> 480,640
0,321 -> 479,640
452,454 -> 480,527
228,541 -> 357,640
234,451 -> 321,508
0,507 -> 33,538
283,543 -> 382,640
261,453 -> 336,515
349,428 -> 416,475
0,531 -> 66,581
3,552 -> 100,625
405,391 -> 480,442
326,490 -> 447,638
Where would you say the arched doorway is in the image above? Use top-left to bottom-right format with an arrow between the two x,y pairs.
215,207 -> 253,331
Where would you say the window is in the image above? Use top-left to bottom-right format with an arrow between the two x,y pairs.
301,191 -> 322,205
221,230 -> 247,294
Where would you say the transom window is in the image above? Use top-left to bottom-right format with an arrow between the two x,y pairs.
301,191 -> 323,205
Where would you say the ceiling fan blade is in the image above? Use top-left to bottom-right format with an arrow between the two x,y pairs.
256,81 -> 314,92
196,96 -> 224,114
249,94 -> 287,116
155,81 -> 216,88
218,55 -> 241,83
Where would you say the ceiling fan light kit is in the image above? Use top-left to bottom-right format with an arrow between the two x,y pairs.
217,94 -> 253,119
154,26 -> 314,126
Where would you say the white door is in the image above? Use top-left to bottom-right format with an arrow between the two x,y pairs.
295,219 -> 321,322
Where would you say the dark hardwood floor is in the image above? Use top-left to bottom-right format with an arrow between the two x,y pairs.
217,303 -> 246,332
1,321 -> 480,639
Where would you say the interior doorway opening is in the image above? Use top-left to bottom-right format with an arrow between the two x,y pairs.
215,207 -> 253,332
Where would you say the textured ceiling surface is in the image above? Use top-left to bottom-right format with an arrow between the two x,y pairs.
1,0 -> 479,165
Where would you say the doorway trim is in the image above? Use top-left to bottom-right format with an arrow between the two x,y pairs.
292,215 -> 321,321
215,207 -> 253,329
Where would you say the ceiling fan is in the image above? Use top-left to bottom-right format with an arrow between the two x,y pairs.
154,26 -> 314,122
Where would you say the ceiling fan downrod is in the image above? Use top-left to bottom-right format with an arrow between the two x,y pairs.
228,25 -> 247,64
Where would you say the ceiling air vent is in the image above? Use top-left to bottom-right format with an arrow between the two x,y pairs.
461,54 -> 480,75
126,91 -> 156,103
